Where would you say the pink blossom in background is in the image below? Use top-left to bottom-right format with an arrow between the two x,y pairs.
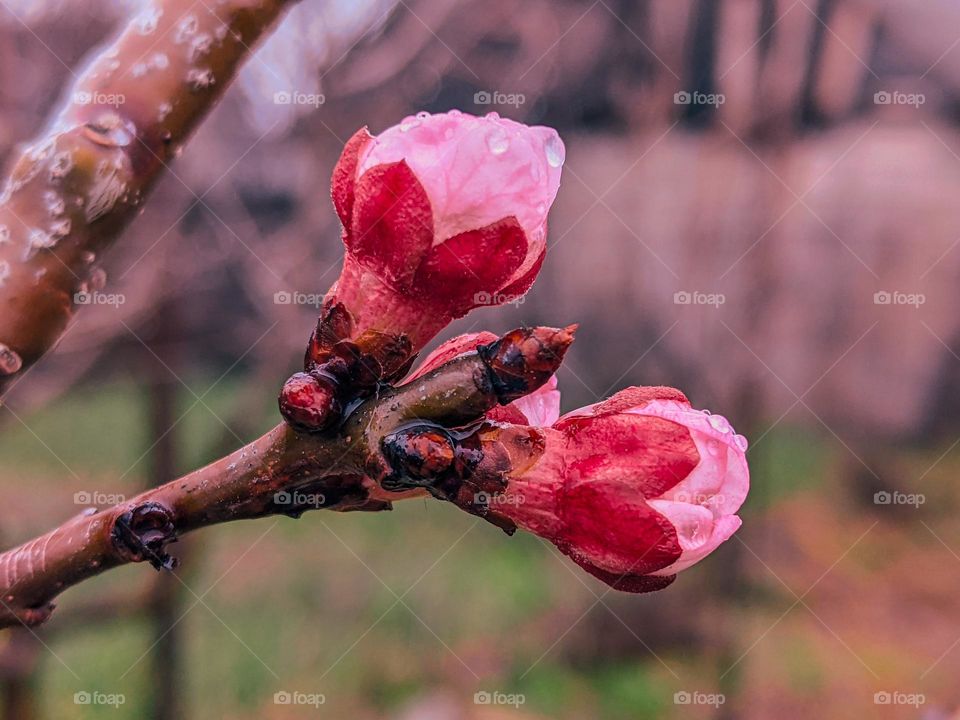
327,110 -> 565,349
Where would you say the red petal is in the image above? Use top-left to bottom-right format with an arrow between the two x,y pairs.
561,413 -> 698,499
350,160 -> 434,287
414,217 -> 527,311
560,479 -> 683,575
331,127 -> 373,231
568,556 -> 676,593
498,246 -> 545,301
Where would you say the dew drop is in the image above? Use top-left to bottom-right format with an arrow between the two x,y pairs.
150,52 -> 169,70
708,414 -> 731,433
484,111 -> 501,120
157,102 -> 173,121
131,63 -> 149,78
81,250 -> 96,264
174,14 -> 198,44
0,344 -> 22,375
0,261 -> 9,285
0,226 -> 9,245
136,6 -> 162,35
49,218 -> 71,239
399,116 -> 420,132
486,128 -> 509,155
545,134 -> 565,168
28,228 -> 55,249
733,434 -> 749,452
188,34 -> 213,62
43,190 -> 65,216
415,111 -> 429,120
49,151 -> 74,181
186,68 -> 215,91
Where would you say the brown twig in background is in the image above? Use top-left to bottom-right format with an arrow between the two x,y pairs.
0,325 -> 573,629
0,0 -> 300,394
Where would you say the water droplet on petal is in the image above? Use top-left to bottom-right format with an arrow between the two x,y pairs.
81,250 -> 96,264
545,133 -> 565,168
734,434 -> 749,451
157,102 -> 173,121
0,261 -> 9,285
0,226 -> 10,244
415,111 -> 429,120
486,128 -> 509,155
399,115 -> 420,132
484,111 -> 501,120
131,63 -> 149,78
0,344 -> 22,375
708,414 -> 731,433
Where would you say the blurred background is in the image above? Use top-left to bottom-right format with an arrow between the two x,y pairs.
2,0 -> 960,717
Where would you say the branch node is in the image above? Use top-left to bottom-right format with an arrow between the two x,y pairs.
111,502 -> 178,570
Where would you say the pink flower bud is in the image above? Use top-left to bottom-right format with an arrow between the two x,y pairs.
495,387 -> 749,593
328,111 -> 565,349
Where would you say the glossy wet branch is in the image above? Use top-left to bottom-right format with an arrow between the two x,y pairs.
0,0 -> 299,394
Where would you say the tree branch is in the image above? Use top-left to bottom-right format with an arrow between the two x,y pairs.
0,325 -> 573,629
0,0 -> 299,394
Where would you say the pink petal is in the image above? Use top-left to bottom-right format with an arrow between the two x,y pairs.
358,111 -> 564,284
628,400 -> 749,516
509,375 -> 560,426
645,508 -> 742,576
